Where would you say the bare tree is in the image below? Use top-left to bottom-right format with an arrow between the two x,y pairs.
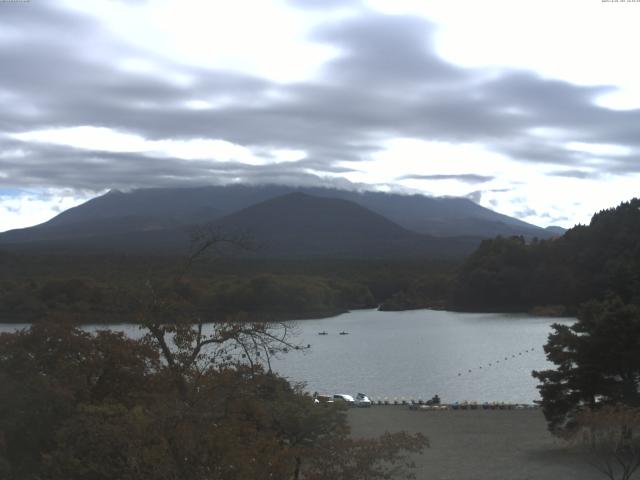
137,226 -> 304,398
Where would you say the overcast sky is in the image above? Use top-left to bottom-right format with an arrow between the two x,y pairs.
1,0 -> 639,232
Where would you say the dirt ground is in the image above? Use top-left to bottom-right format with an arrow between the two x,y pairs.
348,406 -> 604,480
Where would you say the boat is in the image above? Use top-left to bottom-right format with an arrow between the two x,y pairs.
339,331 -> 349,335
318,331 -> 328,335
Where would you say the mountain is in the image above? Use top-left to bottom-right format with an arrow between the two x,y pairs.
213,192 -> 478,258
0,192 -> 481,258
306,189 -> 550,238
0,184 -> 554,243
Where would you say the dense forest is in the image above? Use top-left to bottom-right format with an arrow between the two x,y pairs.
0,253 -> 457,323
450,198 -> 640,314
3,198 -> 637,322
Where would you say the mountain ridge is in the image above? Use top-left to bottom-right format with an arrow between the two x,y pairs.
0,184 -> 563,258
3,184 -> 558,235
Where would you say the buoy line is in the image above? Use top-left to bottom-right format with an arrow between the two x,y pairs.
454,347 -> 537,378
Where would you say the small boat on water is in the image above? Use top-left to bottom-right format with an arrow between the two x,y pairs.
339,331 -> 349,335
318,331 -> 328,335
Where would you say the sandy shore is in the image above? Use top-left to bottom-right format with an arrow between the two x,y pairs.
348,406 -> 602,480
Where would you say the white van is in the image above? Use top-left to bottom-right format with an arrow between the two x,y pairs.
332,394 -> 355,405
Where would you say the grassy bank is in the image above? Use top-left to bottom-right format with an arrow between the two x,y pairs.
348,406 -> 601,480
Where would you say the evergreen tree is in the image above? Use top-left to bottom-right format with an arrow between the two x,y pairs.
533,299 -> 640,435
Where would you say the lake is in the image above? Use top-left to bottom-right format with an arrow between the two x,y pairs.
0,308 -> 573,404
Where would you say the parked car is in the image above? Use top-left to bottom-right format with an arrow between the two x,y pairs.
354,393 -> 372,407
313,394 -> 334,404
332,394 -> 355,405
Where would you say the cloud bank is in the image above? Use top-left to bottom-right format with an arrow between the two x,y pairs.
0,0 -> 639,229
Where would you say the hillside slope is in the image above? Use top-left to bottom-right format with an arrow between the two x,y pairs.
450,198 -> 640,312
214,192 -> 479,258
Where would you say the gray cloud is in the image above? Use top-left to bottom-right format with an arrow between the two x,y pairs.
0,135 -> 361,191
545,215 -> 569,224
466,190 -> 482,203
399,174 -> 494,184
287,0 -> 359,9
1,1 -> 640,196
547,169 -> 599,179
464,187 -> 516,206
514,206 -> 538,218
312,14 -> 465,88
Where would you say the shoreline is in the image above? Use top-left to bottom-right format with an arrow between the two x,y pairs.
0,305 -> 577,325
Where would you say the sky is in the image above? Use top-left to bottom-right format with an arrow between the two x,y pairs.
1,0 -> 639,232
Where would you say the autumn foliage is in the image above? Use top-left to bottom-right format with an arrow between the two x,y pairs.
0,322 -> 426,480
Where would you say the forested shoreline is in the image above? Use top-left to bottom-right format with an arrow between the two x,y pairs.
0,254 -> 458,323
450,199 -> 640,314
2,199 -> 638,324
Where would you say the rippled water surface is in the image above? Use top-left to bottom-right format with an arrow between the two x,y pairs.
0,309 -> 573,403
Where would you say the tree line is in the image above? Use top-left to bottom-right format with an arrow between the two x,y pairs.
450,199 -> 640,313
0,254 -> 457,323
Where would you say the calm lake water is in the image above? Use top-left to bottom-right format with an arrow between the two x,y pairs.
0,309 -> 573,404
